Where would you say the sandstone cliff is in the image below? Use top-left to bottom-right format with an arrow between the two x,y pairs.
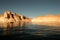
0,10 -> 30,23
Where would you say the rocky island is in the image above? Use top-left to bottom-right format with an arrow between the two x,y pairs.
0,10 -> 32,28
0,10 -> 31,23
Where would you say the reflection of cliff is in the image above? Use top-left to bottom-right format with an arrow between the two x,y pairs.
0,21 -> 25,28
0,21 -> 25,35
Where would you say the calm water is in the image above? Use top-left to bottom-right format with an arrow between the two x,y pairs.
0,22 -> 60,40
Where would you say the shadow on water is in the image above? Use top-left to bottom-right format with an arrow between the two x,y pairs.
0,22 -> 60,40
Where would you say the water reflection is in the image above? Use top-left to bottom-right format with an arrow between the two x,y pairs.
0,21 -> 26,35
0,22 -> 60,39
23,24 -> 60,36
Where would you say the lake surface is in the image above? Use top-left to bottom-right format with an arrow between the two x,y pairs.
0,22 -> 60,40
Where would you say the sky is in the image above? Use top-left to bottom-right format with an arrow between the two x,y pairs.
0,0 -> 60,18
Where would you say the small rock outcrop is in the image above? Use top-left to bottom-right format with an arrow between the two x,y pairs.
0,10 -> 29,23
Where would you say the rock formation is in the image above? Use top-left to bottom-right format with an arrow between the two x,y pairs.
0,10 -> 30,23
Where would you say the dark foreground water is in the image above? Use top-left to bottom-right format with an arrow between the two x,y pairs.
0,23 -> 60,40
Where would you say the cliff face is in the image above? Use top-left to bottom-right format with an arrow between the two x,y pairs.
0,10 -> 30,23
